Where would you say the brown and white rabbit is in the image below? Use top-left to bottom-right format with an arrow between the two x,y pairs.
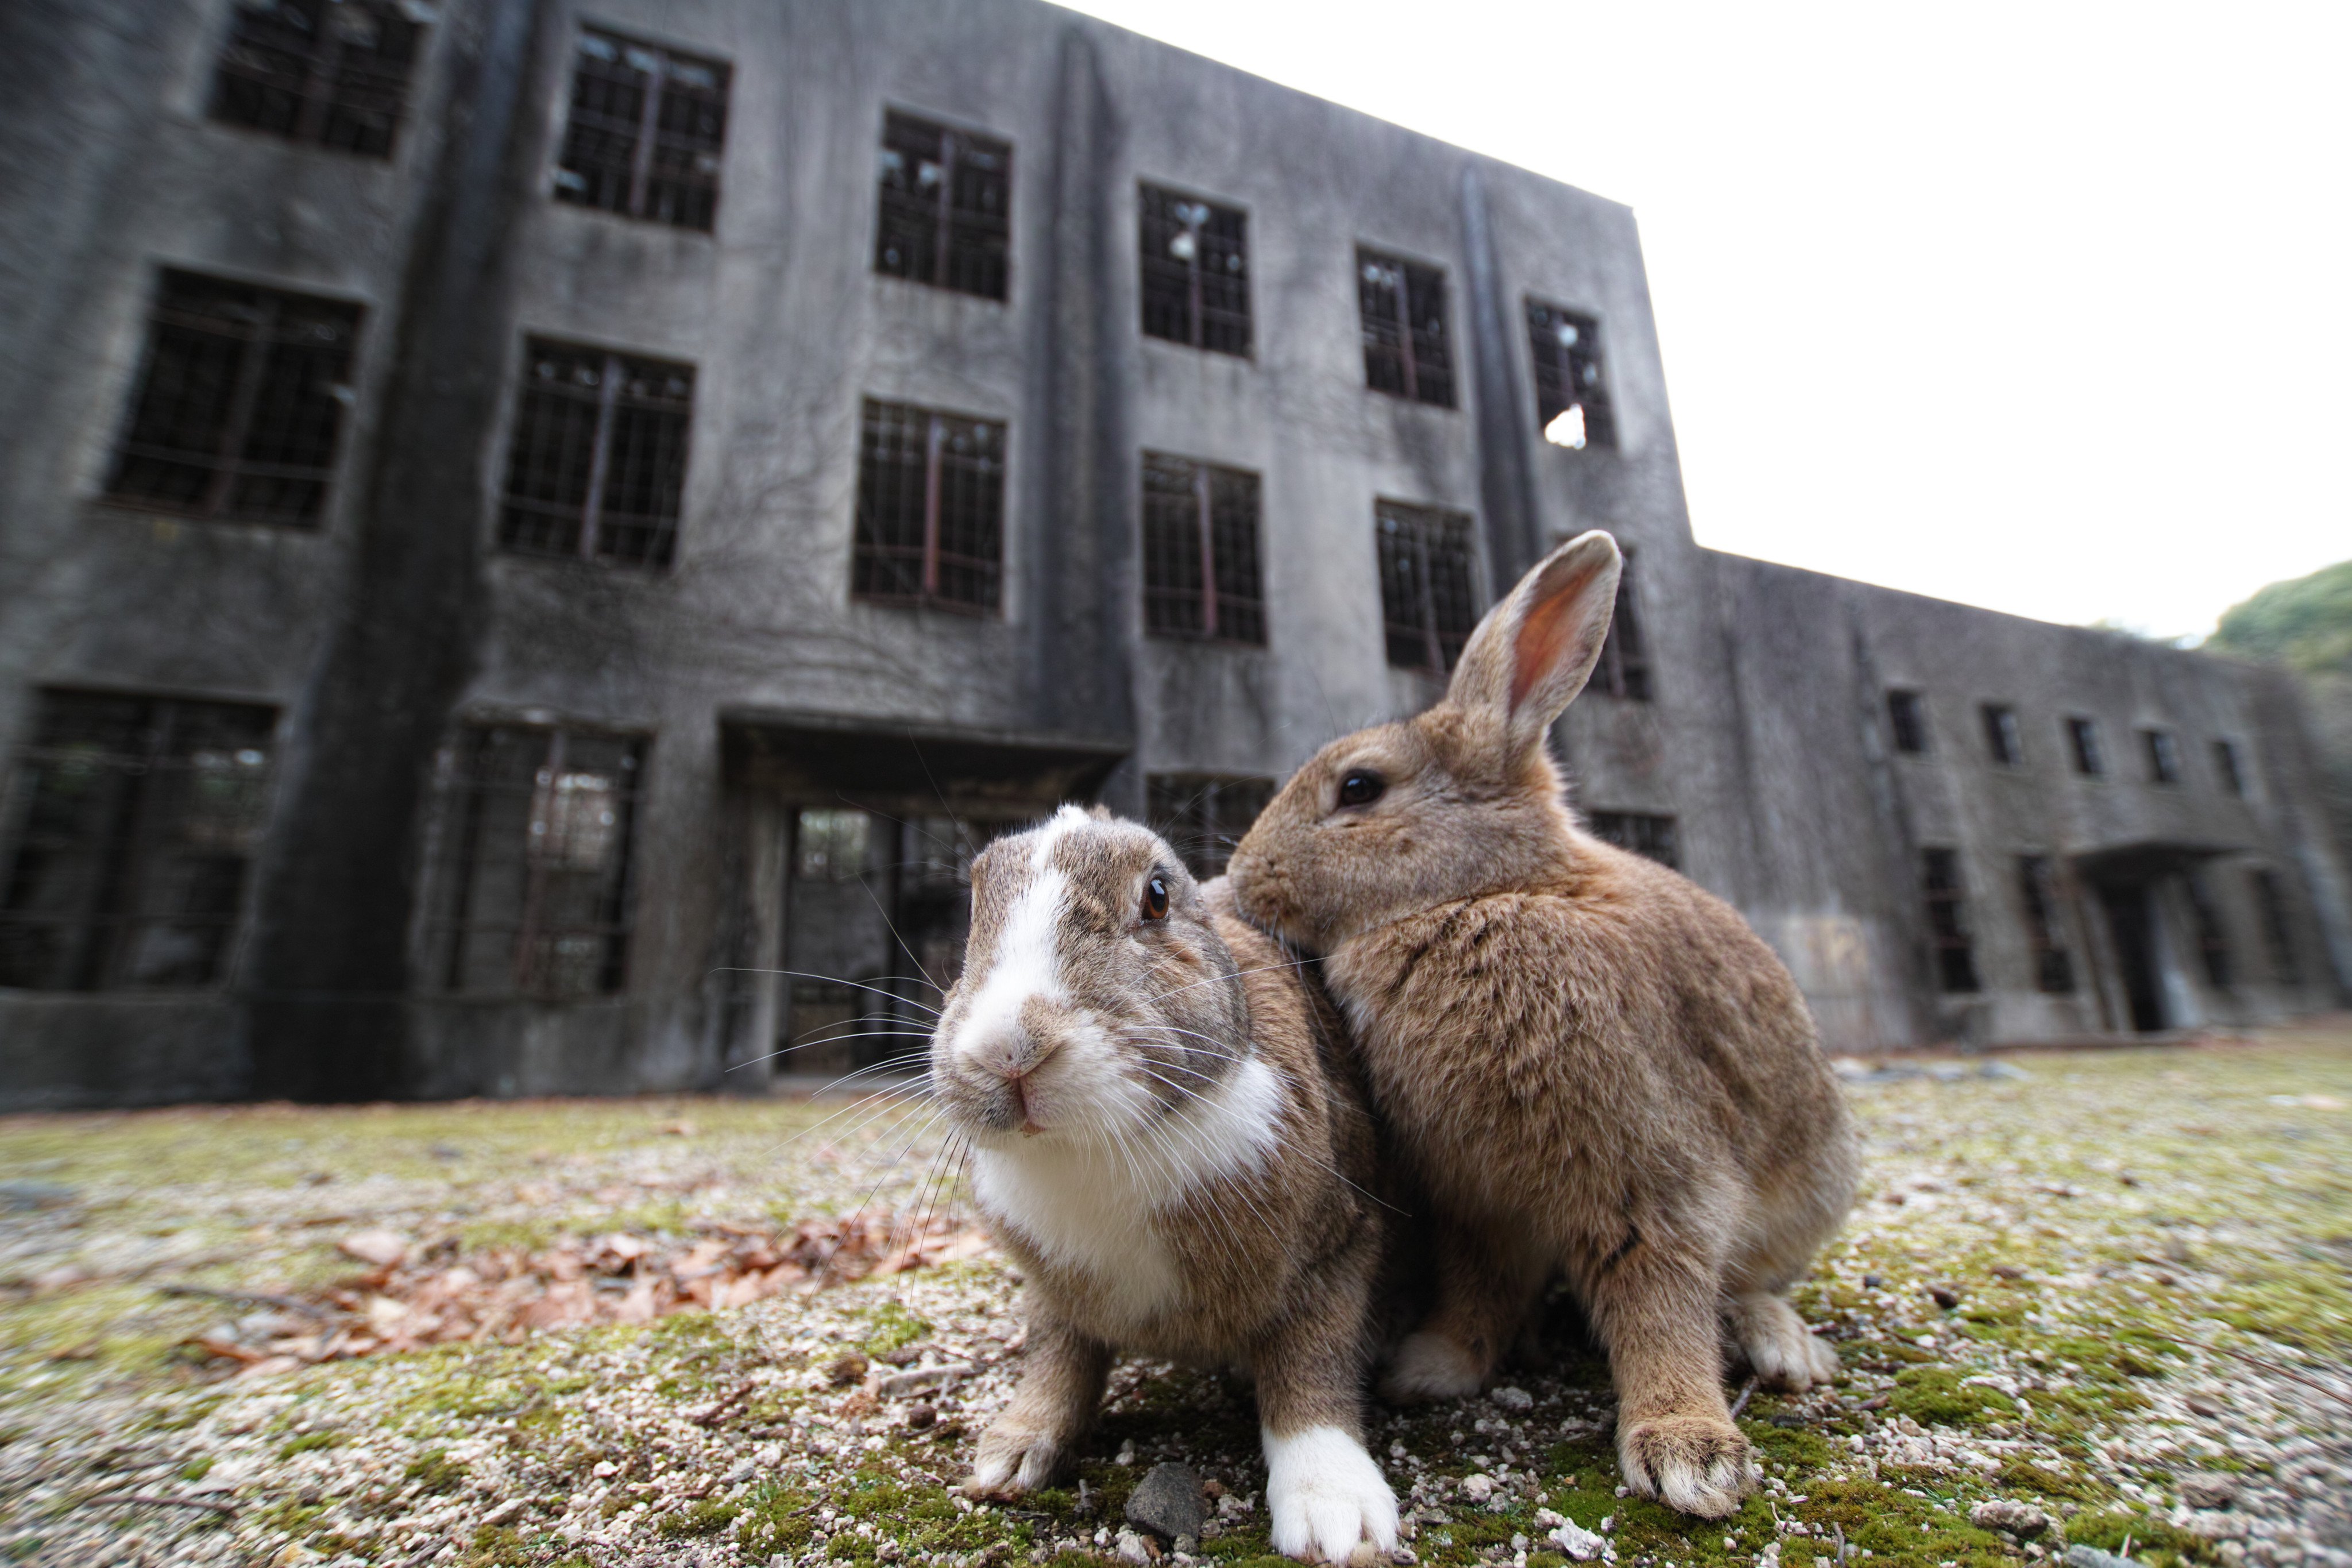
932,806 -> 1398,1562
1226,532 -> 1860,1520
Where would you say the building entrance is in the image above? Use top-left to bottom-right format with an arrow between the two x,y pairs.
2097,883 -> 2166,1032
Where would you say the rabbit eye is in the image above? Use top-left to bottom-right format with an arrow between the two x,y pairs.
1337,770 -> 1386,809
1141,875 -> 1171,922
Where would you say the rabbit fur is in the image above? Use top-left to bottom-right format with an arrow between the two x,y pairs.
1226,531 -> 1860,1520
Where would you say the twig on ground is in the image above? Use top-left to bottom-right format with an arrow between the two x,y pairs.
689,1381 -> 757,1426
157,1283 -> 331,1321
1729,1377 -> 1759,1418
2220,1346 -> 2352,1409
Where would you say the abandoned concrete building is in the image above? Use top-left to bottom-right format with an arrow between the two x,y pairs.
2,0 -> 2348,1108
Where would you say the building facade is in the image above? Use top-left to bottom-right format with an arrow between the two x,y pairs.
2,0 -> 2346,1108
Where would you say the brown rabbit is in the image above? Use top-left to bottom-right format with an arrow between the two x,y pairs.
1226,531 -> 1859,1520
932,807 -> 1399,1562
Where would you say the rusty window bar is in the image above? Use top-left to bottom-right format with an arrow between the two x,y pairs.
1887,690 -> 1929,755
1593,550 -> 1652,701
874,111 -> 1011,300
1145,775 -> 1275,879
1141,454 -> 1264,645
499,341 -> 693,569
1527,299 -> 1616,450
1358,247 -> 1454,407
2015,853 -> 2076,994
1588,811 -> 1679,870
554,30 -> 729,231
105,270 -> 360,528
2211,738 -> 2245,797
1376,501 -> 1477,672
1140,186 -> 1250,356
208,0 -> 424,157
2067,716 -> 2104,776
1921,847 -> 1980,993
1983,704 -> 2023,766
852,399 -> 1005,613
2142,727 -> 2181,785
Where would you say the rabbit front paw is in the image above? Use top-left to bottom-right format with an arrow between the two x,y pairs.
1264,1425 -> 1400,1564
1617,1414 -> 1754,1519
1727,1292 -> 1841,1391
1377,1330 -> 1484,1404
965,1417 -> 1072,1499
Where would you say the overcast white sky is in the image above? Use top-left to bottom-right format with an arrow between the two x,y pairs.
1062,1 -> 2351,640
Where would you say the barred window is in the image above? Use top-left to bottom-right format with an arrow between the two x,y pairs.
1357,247 -> 1453,407
2250,868 -> 2300,984
2068,716 -> 2104,776
852,400 -> 1006,613
2212,738 -> 2245,797
1588,811 -> 1678,870
1141,454 -> 1264,646
1983,704 -> 2023,766
208,0 -> 423,158
553,29 -> 729,231
1140,186 -> 1249,356
2015,854 -> 2075,994
1146,775 -> 1274,879
2143,728 -> 2181,785
2184,871 -> 2230,988
422,725 -> 642,998
1376,501 -> 1478,673
875,111 -> 1010,300
1887,690 -> 1928,755
1921,847 -> 1980,994
1593,551 -> 1651,701
1527,300 -> 1615,450
499,340 -> 693,569
105,270 -> 360,527
0,692 -> 276,991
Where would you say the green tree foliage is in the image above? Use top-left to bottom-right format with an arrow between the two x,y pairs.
2207,558 -> 2352,674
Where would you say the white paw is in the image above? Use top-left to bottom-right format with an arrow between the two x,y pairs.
1618,1416 -> 1753,1520
1730,1294 -> 1840,1392
1264,1425 -> 1399,1563
965,1421 -> 1065,1498
1378,1330 -> 1482,1404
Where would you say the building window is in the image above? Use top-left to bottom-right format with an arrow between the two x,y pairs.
0,692 -> 276,991
852,400 -> 1006,613
1982,704 -> 2023,767
1526,300 -> 1615,450
208,0 -> 423,157
1357,247 -> 1454,408
1588,811 -> 1678,870
1886,690 -> 1928,755
1146,775 -> 1274,879
874,111 -> 1010,300
1921,847 -> 1980,994
2250,868 -> 2300,984
499,341 -> 694,569
2212,739 -> 2245,797
422,725 -> 643,997
2143,728 -> 2181,785
2067,716 -> 2104,776
553,30 -> 729,231
104,270 -> 361,528
1140,186 -> 1249,356
2015,855 -> 2075,994
1141,454 -> 1264,646
1376,501 -> 1477,673
1592,553 -> 1652,701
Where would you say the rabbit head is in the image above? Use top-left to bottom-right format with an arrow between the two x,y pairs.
1230,530 -> 1622,952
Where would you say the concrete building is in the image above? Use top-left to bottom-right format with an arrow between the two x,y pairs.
2,0 -> 2346,1109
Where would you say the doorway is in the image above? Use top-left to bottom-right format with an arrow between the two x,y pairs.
2098,883 -> 2166,1032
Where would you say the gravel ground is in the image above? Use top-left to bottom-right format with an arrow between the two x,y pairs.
0,1025 -> 2345,1568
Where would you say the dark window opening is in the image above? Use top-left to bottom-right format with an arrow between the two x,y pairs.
2212,739 -> 2245,797
1593,551 -> 1651,701
105,270 -> 360,528
2250,868 -> 2300,984
208,0 -> 423,157
553,29 -> 729,231
1141,454 -> 1264,646
2067,716 -> 2104,777
1886,690 -> 1928,755
1922,847 -> 1980,994
1376,501 -> 1478,673
0,692 -> 276,991
2183,872 -> 2230,989
2015,854 -> 2075,994
1588,811 -> 1678,870
1146,775 -> 1275,879
1140,186 -> 1249,356
422,725 -> 643,998
853,399 -> 1006,613
1526,299 -> 1615,450
1357,247 -> 1453,407
499,340 -> 693,569
875,111 -> 1010,300
2144,728 -> 2181,785
1982,704 -> 2023,767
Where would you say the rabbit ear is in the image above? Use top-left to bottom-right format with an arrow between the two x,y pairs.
1445,530 -> 1623,756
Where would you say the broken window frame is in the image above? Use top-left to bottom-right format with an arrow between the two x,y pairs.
2249,868 -> 2300,984
1592,550 -> 1652,701
0,691 -> 278,992
552,28 -> 730,232
1375,501 -> 1479,673
207,0 -> 425,159
1145,775 -> 1275,879
2014,853 -> 2075,995
498,339 -> 695,569
1886,690 -> 1929,755
2067,716 -> 2104,777
1525,298 -> 1616,450
1587,811 -> 1679,870
420,723 -> 644,999
851,399 -> 1007,615
874,110 -> 1011,301
2142,727 -> 2181,785
2211,738 -> 2245,797
1357,246 -> 1455,408
103,269 -> 361,528
1982,704 -> 2023,767
1921,847 -> 1980,994
1140,453 -> 1265,646
1138,184 -> 1250,356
